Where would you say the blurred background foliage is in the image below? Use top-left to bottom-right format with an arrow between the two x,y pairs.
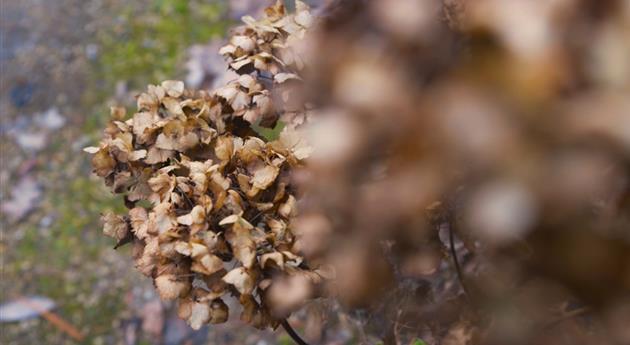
95,0 -> 228,92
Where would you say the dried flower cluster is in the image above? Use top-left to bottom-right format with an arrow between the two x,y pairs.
296,0 -> 630,343
86,1 -> 321,331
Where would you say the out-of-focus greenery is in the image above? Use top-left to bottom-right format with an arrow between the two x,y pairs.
97,0 -> 229,91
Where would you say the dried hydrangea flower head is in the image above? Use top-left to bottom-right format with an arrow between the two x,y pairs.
296,0 -> 630,343
86,1 -> 322,331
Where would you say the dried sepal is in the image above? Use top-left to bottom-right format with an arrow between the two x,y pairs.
222,267 -> 255,295
101,212 -> 129,241
155,274 -> 191,300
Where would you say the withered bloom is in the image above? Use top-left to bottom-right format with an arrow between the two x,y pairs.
87,1 -> 321,331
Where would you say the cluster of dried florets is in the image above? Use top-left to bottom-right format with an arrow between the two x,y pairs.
297,0 -> 630,343
218,0 -> 313,128
86,1 -> 321,331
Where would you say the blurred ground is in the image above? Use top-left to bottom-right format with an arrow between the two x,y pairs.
0,1 -> 318,344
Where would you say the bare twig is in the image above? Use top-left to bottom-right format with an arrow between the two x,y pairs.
542,307 -> 591,331
448,221 -> 471,301
393,309 -> 402,345
175,186 -> 194,210
281,319 -> 310,345
18,297 -> 84,341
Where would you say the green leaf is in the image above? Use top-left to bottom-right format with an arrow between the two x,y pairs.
254,121 -> 285,141
411,339 -> 428,345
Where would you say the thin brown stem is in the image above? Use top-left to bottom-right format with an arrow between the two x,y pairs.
542,307 -> 591,330
281,319 -> 309,345
448,221 -> 471,301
